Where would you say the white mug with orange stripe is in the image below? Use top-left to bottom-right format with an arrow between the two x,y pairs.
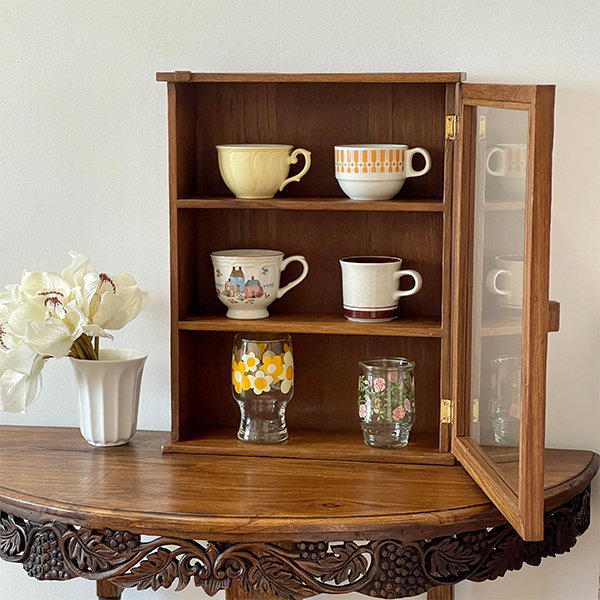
334,144 -> 431,200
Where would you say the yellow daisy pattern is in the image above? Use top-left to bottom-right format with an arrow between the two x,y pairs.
232,348 -> 294,396
280,350 -> 294,394
248,370 -> 273,395
260,353 -> 284,380
241,352 -> 259,372
231,360 -> 251,394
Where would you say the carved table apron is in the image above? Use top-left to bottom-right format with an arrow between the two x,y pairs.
0,427 -> 596,600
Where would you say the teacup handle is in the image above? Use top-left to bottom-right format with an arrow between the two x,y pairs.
486,268 -> 511,297
277,255 -> 309,299
279,148 -> 312,192
392,269 -> 423,299
486,147 -> 506,176
405,148 -> 432,178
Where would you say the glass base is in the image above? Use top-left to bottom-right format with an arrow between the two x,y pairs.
491,416 -> 519,446
361,422 -> 412,449
236,396 -> 289,444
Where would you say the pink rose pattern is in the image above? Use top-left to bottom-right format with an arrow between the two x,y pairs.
357,373 -> 415,423
373,377 -> 386,392
392,406 -> 405,421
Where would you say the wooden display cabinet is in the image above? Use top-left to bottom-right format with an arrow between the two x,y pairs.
157,72 -> 557,541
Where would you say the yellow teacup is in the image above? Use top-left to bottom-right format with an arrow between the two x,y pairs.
216,144 -> 311,199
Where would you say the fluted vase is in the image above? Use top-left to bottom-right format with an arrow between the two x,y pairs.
69,348 -> 147,447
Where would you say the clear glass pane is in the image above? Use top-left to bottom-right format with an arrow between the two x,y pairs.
469,107 -> 528,491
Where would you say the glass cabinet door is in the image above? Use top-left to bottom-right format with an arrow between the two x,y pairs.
451,84 -> 556,541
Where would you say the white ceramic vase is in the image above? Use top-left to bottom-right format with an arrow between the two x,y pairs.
69,348 -> 147,447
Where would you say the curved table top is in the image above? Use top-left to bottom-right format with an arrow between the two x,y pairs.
0,426 -> 596,542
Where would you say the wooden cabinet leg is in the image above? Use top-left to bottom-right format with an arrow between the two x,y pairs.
96,580 -> 123,600
427,584 -> 453,600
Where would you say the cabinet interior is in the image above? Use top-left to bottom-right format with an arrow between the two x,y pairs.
164,74 -> 458,465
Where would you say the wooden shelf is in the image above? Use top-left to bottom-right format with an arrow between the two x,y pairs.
179,314 -> 443,337
163,429 -> 454,466
177,197 -> 445,212
479,317 -> 522,337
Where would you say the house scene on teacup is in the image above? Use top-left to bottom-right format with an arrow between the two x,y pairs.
216,265 -> 274,302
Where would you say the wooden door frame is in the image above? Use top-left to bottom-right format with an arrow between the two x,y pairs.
451,83 -> 556,541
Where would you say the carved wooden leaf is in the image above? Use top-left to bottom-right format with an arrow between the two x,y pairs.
0,520 -> 23,557
320,542 -> 368,585
248,558 -> 309,599
67,531 -> 118,571
114,548 -> 179,591
202,576 -> 231,597
429,538 -> 478,578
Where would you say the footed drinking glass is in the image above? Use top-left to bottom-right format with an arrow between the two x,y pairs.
358,358 -> 415,448
489,356 -> 521,446
232,333 -> 294,444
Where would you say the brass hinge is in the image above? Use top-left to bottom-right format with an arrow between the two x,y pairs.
472,398 -> 480,423
478,115 -> 487,140
445,115 -> 459,140
440,398 -> 453,424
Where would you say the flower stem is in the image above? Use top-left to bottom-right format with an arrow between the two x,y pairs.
70,338 -> 87,360
81,334 -> 98,360
71,334 -> 98,360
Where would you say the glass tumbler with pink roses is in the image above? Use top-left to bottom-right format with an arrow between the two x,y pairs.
357,358 -> 415,448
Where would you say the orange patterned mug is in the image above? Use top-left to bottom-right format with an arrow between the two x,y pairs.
334,144 -> 431,200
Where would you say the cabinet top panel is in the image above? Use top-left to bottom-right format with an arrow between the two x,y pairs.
156,71 -> 466,83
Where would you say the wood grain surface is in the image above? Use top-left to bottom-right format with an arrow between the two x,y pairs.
0,427 -> 596,543
157,72 -> 466,83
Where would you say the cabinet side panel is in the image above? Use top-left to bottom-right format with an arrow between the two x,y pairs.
439,82 -> 460,452
169,84 -> 198,440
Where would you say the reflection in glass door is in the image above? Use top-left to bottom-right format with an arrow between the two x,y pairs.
469,107 -> 528,490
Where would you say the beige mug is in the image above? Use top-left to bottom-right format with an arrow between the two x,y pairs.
216,144 -> 311,199
339,256 -> 422,322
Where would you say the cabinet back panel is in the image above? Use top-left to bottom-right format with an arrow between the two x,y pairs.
177,332 -> 440,438
178,209 -> 442,318
183,82 -> 446,198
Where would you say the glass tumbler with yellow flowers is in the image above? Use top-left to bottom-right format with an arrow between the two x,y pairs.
231,333 -> 294,443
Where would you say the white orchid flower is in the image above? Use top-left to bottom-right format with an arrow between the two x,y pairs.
62,252 -> 149,332
18,270 -> 72,302
0,344 -> 46,412
0,251 -> 149,413
7,295 -> 86,359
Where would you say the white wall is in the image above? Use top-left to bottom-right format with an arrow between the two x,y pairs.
1,1 -> 598,599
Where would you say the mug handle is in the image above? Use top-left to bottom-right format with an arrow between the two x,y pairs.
486,268 -> 511,296
486,147 -> 506,176
279,148 -> 312,192
392,269 -> 423,299
405,148 -> 432,178
277,255 -> 309,299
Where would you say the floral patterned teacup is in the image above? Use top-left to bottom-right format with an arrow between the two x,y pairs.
358,357 -> 415,448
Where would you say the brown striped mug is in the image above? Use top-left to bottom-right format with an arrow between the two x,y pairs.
334,144 -> 431,200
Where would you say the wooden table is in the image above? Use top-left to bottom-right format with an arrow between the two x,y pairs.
0,427 -> 596,599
